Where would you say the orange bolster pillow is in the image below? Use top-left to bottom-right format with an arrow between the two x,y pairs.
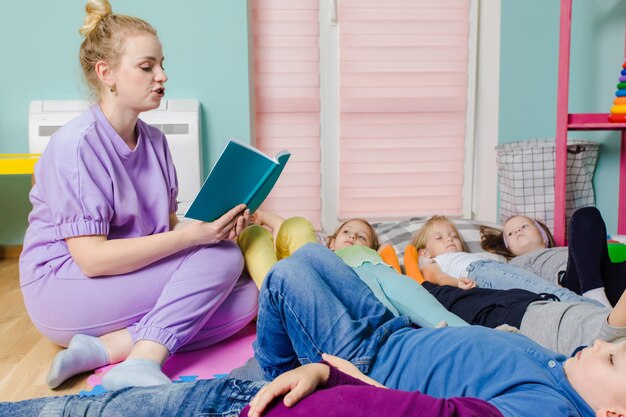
378,243 -> 401,273
403,245 -> 425,284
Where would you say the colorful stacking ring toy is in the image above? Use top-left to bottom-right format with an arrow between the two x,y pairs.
610,62 -> 626,122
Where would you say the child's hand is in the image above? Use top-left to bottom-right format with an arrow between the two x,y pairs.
249,210 -> 286,233
247,363 -> 329,417
495,324 -> 521,333
250,209 -> 265,226
457,277 -> 476,290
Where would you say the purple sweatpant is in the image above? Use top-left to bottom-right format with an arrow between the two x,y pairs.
21,241 -> 258,353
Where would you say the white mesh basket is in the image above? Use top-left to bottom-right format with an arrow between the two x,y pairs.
496,138 -> 599,232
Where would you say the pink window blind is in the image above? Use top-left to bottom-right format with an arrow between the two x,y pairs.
339,0 -> 471,219
252,0 -> 322,227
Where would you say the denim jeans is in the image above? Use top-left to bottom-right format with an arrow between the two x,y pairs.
467,260 -> 600,305
0,378 -> 267,417
254,243 -> 411,380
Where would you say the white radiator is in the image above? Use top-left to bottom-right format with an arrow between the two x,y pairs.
28,99 -> 202,217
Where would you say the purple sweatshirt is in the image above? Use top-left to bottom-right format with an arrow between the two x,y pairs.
239,366 -> 503,417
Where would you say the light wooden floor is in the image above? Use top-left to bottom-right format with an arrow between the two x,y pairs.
0,257 -> 90,401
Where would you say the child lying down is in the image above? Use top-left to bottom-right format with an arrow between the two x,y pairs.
252,243 -> 626,417
7,244 -> 625,417
241,214 -> 626,356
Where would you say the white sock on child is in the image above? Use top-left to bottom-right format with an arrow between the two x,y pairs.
46,334 -> 110,389
101,358 -> 172,391
582,287 -> 612,308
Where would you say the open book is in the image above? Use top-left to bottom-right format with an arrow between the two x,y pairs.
185,138 -> 291,222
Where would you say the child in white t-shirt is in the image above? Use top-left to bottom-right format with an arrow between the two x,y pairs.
412,215 -> 599,305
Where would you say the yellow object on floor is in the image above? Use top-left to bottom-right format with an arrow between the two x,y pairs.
0,154 -> 40,175
238,217 -> 317,288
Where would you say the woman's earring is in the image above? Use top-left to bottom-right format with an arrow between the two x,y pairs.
110,85 -> 117,94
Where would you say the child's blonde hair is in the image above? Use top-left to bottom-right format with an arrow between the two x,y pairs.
326,218 -> 380,250
411,215 -> 468,252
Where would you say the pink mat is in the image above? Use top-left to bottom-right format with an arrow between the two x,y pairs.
86,322 -> 256,387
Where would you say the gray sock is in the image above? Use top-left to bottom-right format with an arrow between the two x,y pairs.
582,287 -> 612,308
102,358 -> 172,391
228,356 -> 266,381
46,334 -> 110,389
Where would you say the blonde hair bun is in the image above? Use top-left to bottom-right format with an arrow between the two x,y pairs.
79,0 -> 112,37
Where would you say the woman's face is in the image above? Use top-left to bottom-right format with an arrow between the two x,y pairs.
107,33 -> 167,113
329,220 -> 375,251
502,216 -> 546,256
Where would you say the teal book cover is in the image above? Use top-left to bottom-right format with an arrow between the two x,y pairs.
185,138 -> 290,222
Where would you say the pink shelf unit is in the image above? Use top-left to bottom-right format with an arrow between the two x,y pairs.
554,0 -> 626,246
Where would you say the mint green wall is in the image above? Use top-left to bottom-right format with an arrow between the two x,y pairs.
0,1 -> 252,245
500,0 -> 626,234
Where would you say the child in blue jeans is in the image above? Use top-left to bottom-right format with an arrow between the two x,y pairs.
412,215 -> 600,305
0,359 -> 503,417
4,244 -> 626,417
239,212 -> 468,328
481,206 -> 626,308
254,243 -> 626,417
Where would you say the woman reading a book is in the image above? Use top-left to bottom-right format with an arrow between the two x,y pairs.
18,0 -> 258,391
